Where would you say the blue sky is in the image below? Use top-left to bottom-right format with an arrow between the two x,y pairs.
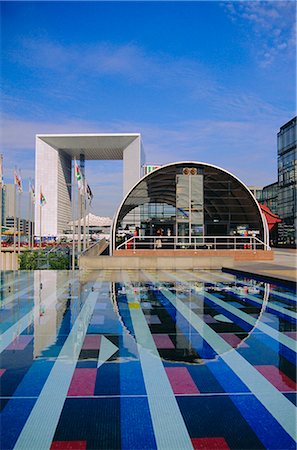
1,1 -> 296,217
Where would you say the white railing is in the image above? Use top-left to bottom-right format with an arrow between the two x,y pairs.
116,235 -> 270,251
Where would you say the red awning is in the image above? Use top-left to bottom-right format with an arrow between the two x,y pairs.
259,203 -> 282,231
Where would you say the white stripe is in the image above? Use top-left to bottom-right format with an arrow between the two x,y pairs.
13,276 -> 104,450
145,271 -> 296,442
0,272 -> 32,292
196,270 -> 296,319
202,269 -> 297,303
123,271 -> 193,450
0,279 -> 72,353
0,283 -> 34,310
179,270 -> 296,353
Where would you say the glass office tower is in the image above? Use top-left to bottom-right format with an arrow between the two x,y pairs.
277,117 -> 297,246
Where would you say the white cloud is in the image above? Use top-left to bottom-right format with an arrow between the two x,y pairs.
12,39 -> 216,97
223,1 -> 296,67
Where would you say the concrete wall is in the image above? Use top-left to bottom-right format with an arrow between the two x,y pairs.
0,251 -> 18,270
114,249 -> 274,261
123,136 -> 144,195
79,255 -> 234,270
57,151 -> 72,234
35,138 -> 59,236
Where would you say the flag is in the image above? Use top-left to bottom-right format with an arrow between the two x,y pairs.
40,191 -> 46,207
14,168 -> 23,193
74,159 -> 84,193
29,179 -> 35,203
0,154 -> 3,188
86,182 -> 93,205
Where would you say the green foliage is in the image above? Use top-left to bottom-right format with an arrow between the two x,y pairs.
48,253 -> 70,270
19,251 -> 39,270
19,250 -> 70,270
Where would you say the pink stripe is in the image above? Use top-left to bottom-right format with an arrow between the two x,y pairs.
284,331 -> 297,340
219,333 -> 249,348
50,441 -> 87,450
165,367 -> 200,394
192,437 -> 230,449
67,369 -> 97,396
0,369 -> 6,377
82,335 -> 101,350
255,365 -> 297,392
6,335 -> 33,350
153,334 -> 174,349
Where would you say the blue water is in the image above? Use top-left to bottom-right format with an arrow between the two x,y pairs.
0,269 -> 296,450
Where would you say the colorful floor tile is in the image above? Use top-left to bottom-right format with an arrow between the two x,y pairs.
0,269 -> 296,450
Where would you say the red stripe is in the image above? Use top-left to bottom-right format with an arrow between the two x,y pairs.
165,367 -> 200,394
6,335 -> 33,350
219,333 -> 249,348
67,369 -> 97,396
255,365 -> 297,391
191,437 -> 230,449
82,335 -> 101,350
50,441 -> 87,450
153,334 -> 175,349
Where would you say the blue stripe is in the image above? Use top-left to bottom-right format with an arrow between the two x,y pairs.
120,397 -> 157,450
200,292 -> 296,365
150,289 -> 296,448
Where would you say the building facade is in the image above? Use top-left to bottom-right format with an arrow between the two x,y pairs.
35,134 -> 144,237
260,182 -> 278,215
277,117 -> 296,246
112,162 -> 269,252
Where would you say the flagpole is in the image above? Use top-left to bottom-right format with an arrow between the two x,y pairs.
78,191 -> 81,256
18,190 -> 21,255
28,188 -> 31,250
0,155 -> 3,266
72,159 -> 76,271
13,182 -> 17,257
39,186 -> 42,249
87,200 -> 90,248
83,190 -> 86,252
32,194 -> 34,248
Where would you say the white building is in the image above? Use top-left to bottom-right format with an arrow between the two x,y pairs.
35,133 -> 144,237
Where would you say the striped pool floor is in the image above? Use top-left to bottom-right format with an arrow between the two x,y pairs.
0,269 -> 296,450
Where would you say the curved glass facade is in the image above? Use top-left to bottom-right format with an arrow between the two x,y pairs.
112,162 -> 267,250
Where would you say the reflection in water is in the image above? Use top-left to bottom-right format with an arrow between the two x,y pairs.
0,269 -> 296,450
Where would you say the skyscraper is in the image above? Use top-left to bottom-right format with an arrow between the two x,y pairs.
277,116 -> 296,246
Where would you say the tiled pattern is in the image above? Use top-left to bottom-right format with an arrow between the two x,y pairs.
0,270 -> 296,450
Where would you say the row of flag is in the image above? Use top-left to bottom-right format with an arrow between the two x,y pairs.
12,160 -> 93,207
14,169 -> 45,206
74,159 -> 93,205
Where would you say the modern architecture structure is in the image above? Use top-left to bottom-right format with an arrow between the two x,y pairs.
277,117 -> 296,246
112,161 -> 269,252
248,186 -> 263,202
5,217 -> 33,236
260,182 -> 278,215
35,134 -> 144,237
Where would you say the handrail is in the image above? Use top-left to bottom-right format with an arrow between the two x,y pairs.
116,235 -> 269,251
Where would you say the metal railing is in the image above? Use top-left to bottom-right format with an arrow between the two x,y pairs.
116,235 -> 270,251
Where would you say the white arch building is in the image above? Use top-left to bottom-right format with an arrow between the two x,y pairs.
111,161 -> 269,252
35,133 -> 144,237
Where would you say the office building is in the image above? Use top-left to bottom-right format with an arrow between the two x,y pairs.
261,182 -> 278,215
35,134 -> 144,237
277,117 -> 296,246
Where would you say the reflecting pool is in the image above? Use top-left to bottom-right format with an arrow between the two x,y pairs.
0,269 -> 296,450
